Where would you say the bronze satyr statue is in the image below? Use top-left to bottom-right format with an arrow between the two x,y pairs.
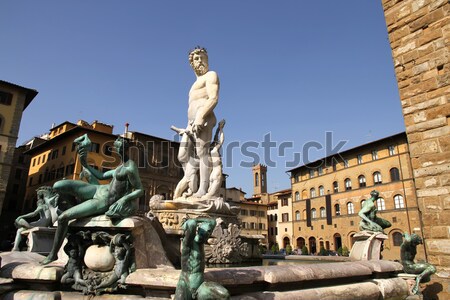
174,217 -> 230,300
400,233 -> 436,295
358,190 -> 391,233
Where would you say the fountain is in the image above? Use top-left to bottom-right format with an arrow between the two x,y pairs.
0,47 -> 418,300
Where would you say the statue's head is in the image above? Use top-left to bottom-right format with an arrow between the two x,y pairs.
114,137 -> 130,157
194,220 -> 216,244
410,233 -> 423,245
370,190 -> 379,199
36,186 -> 57,206
189,46 -> 209,76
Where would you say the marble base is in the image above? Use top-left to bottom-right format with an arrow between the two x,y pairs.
349,231 -> 388,260
22,227 -> 56,254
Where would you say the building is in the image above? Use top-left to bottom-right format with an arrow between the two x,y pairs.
381,1 -> 449,296
287,132 -> 423,260
0,80 -> 38,214
23,120 -> 182,216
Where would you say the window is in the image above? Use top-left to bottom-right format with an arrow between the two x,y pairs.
373,172 -> 382,185
332,161 -> 337,171
294,174 -> 299,182
319,185 -> 324,196
295,191 -> 300,201
333,181 -> 339,193
357,154 -> 363,164
309,169 -> 315,178
360,200 -> 366,208
62,146 -> 66,156
372,150 -> 378,160
240,209 -> 248,216
259,211 -> 265,217
347,202 -> 355,214
295,210 -> 300,221
281,198 -> 288,206
376,198 -> 386,211
250,222 -> 255,229
282,213 -> 289,222
258,223 -> 265,230
32,158 -> 36,167
0,91 -> 13,106
393,232 -> 403,246
250,210 -> 257,216
392,217 -> 397,223
345,178 -> 352,191
102,144 -> 111,156
37,156 -> 41,165
65,163 -> 75,176
320,207 -> 326,218
310,188 -> 316,198
270,227 -> 274,235
261,173 -> 265,188
358,175 -> 366,188
318,166 -> 323,175
255,173 -> 259,187
311,208 -> 317,219
394,195 -> 405,209
388,145 -> 396,156
51,149 -> 59,160
344,159 -> 349,168
335,204 -> 340,216
90,142 -> 100,153
390,168 -> 400,182
71,142 -> 76,152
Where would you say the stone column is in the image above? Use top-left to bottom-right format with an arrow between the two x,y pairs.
381,0 -> 449,297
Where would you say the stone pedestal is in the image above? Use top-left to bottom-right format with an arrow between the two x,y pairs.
349,231 -> 388,260
150,200 -> 262,266
22,227 -> 56,254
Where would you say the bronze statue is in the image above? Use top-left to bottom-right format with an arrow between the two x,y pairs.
12,186 -> 60,251
174,217 -> 230,300
358,190 -> 391,233
400,233 -> 436,295
41,134 -> 143,265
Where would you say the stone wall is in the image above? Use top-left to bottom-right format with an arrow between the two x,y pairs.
381,0 -> 449,296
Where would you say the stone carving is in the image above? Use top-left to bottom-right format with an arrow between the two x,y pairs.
41,134 -> 143,265
400,233 -> 436,295
12,186 -> 60,251
172,46 -> 221,200
358,190 -> 392,233
158,212 -> 180,228
174,217 -> 230,300
205,218 -> 250,264
61,231 -> 134,295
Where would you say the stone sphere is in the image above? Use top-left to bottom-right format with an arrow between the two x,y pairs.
84,245 -> 115,272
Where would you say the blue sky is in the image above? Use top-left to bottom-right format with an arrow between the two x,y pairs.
1,1 -> 404,195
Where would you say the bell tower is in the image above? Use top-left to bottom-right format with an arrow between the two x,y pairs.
252,164 -> 267,196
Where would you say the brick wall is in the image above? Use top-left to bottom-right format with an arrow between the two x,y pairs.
381,0 -> 449,297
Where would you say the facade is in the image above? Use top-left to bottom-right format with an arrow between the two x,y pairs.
239,197 -> 268,245
23,120 -> 182,216
381,1 -> 449,295
0,80 -> 38,213
287,132 -> 423,260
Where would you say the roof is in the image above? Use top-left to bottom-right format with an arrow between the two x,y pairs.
239,201 -> 268,206
130,131 -> 180,145
0,80 -> 38,110
287,132 -> 407,173
227,187 -> 246,194
271,188 -> 291,196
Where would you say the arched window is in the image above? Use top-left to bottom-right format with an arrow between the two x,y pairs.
261,173 -> 265,187
269,214 -> 273,221
347,202 -> 355,214
255,173 -> 259,186
360,200 -> 366,208
295,210 -> 301,221
295,191 -> 300,201
394,194 -> 405,209
303,209 -> 307,219
274,214 -> 277,221
311,208 -> 317,219
335,204 -> 341,216
319,185 -> 324,196
310,188 -> 316,198
302,189 -> 307,199
373,172 -> 382,185
320,207 -> 326,218
358,175 -> 366,188
390,168 -> 400,182
393,232 -> 403,246
345,178 -> 352,191
333,181 -> 339,193
376,197 -> 386,210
